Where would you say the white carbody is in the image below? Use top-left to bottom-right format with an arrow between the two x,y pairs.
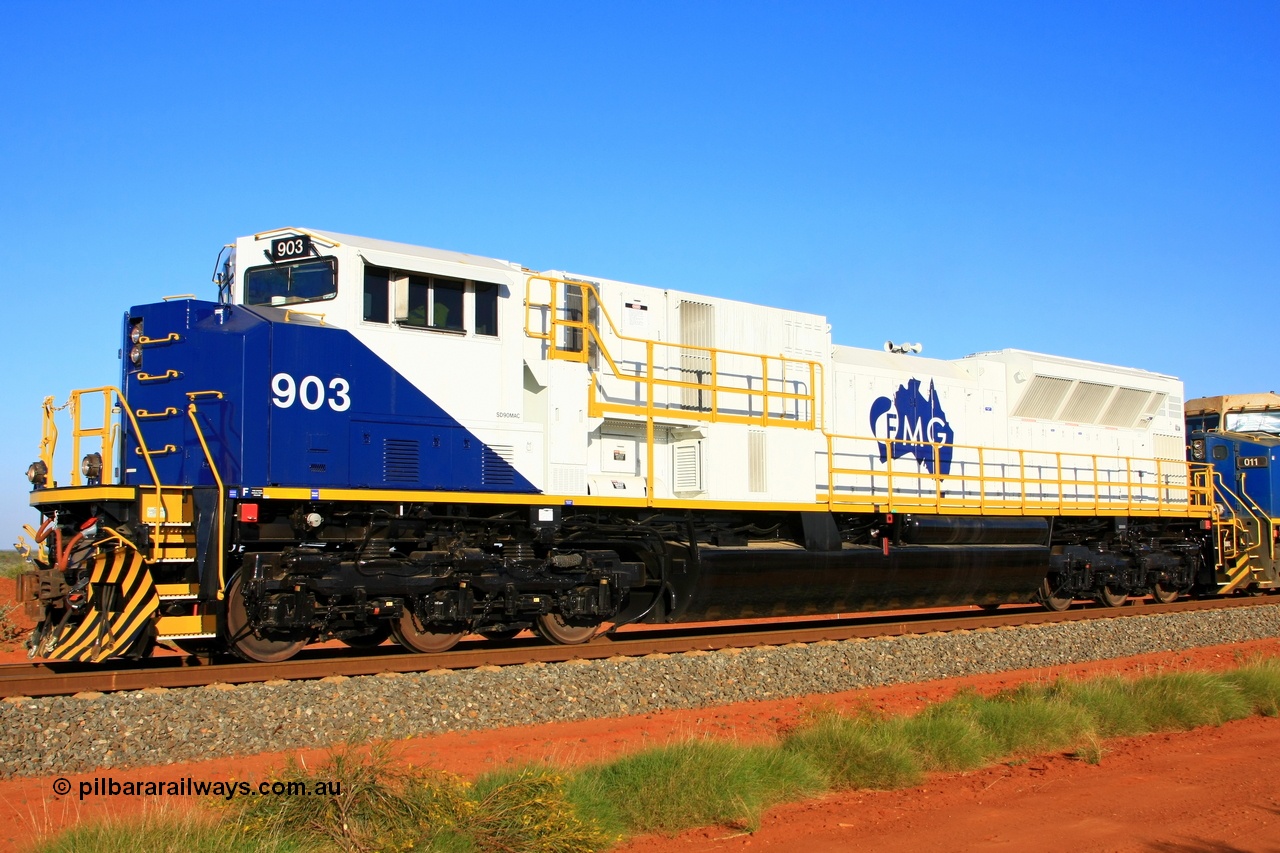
234,229 -> 1186,509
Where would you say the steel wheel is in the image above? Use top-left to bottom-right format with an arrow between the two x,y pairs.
223,573 -> 308,663
1098,585 -> 1128,608
341,623 -> 392,649
534,612 -> 599,645
391,609 -> 464,653
1037,576 -> 1073,612
1151,582 -> 1180,605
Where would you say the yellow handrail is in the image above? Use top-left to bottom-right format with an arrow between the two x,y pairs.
136,407 -> 179,419
137,370 -> 180,382
187,401 -> 227,600
40,387 -> 170,530
1211,470 -> 1270,562
821,431 -> 1208,518
283,309 -> 326,325
525,275 -> 822,431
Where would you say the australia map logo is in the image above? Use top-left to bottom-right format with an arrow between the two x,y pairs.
869,378 -> 955,475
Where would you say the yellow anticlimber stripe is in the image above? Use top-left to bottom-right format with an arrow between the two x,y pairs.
55,551 -> 126,660
99,553 -> 159,661
51,550 -> 158,662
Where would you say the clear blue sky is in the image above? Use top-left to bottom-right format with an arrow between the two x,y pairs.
2,1 -> 1276,542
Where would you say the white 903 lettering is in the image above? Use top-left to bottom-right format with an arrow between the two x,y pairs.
271,373 -> 351,411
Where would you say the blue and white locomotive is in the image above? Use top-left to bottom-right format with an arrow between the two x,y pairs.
16,228 -> 1278,662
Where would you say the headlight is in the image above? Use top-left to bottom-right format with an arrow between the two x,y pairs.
130,324 -> 143,344
81,452 -> 103,483
25,460 -> 48,487
129,345 -> 143,365
1191,439 -> 1206,461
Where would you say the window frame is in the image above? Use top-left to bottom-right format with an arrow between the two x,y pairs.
242,257 -> 339,307
474,281 -> 499,337
362,266 -> 391,323
361,262 -> 503,339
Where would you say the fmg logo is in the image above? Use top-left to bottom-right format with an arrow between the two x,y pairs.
868,378 -> 955,475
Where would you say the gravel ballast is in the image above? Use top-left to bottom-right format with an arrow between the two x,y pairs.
2,604 -> 1278,778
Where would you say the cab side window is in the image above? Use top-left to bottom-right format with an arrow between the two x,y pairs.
402,275 -> 464,331
363,267 -> 390,323
475,283 -> 499,336
364,261 -> 501,337
431,278 -> 464,331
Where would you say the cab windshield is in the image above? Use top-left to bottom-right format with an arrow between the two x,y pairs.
1225,411 -> 1280,434
244,258 -> 337,306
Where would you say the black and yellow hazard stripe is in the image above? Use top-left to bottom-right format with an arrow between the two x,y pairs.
48,548 -> 159,663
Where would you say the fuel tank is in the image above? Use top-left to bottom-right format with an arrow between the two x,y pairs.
664,543 -> 1049,621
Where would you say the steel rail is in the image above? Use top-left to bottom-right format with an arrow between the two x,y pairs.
2,596 -> 1275,699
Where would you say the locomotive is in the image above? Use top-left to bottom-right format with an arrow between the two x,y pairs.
15,228 -> 1279,663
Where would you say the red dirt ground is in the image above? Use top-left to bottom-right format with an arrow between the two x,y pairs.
2,637 -> 1279,852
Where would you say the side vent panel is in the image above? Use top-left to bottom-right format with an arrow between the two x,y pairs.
482,444 -> 516,486
383,439 -> 420,483
673,441 -> 704,493
748,430 -> 767,493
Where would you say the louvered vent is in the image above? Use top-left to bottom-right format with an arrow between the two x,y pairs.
482,444 -> 515,486
1143,392 -> 1167,417
1059,382 -> 1114,423
679,301 -> 715,411
1100,387 -> 1152,427
748,430 -> 766,492
673,442 -> 703,492
1011,376 -> 1072,419
383,439 -> 420,483
1154,434 -> 1186,460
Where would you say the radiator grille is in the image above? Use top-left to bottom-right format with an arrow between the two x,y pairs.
1100,387 -> 1151,427
1011,376 -> 1072,419
1059,381 -> 1112,423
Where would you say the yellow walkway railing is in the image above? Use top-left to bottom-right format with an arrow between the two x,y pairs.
820,432 -> 1210,517
525,275 -> 821,431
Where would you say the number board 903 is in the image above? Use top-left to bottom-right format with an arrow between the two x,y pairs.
271,234 -> 313,262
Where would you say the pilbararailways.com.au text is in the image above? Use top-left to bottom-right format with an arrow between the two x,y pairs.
54,776 -> 342,801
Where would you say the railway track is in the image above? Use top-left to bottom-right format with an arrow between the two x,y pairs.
2,596 -> 1275,699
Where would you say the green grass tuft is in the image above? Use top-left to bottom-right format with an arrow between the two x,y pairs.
465,766 -> 617,853
1221,657 -> 1280,717
895,701 -> 1000,771
232,743 -> 466,852
1051,676 -> 1151,737
782,712 -> 923,790
569,739 -> 824,835
33,804 -> 300,853
1126,671 -> 1253,730
957,684 -> 1094,757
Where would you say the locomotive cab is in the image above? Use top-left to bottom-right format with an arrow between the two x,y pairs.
1187,393 -> 1280,592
